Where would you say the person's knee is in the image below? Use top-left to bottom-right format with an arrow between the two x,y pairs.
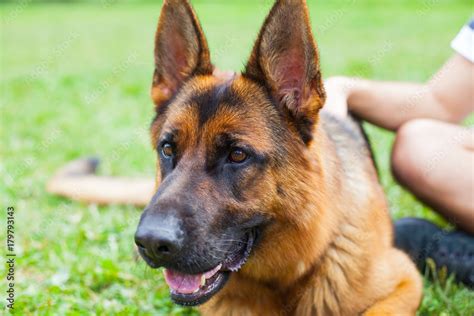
391,119 -> 437,188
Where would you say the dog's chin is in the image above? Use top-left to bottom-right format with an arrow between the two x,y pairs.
163,229 -> 257,307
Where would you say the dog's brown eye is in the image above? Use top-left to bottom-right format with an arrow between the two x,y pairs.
162,143 -> 174,158
229,149 -> 247,164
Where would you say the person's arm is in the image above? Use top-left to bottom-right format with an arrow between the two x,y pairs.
324,53 -> 474,131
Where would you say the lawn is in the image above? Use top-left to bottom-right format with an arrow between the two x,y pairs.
1,0 -> 473,315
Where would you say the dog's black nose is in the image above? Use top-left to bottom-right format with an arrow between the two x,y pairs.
135,214 -> 184,264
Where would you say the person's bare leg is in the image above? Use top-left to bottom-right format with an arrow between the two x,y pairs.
391,119 -> 474,234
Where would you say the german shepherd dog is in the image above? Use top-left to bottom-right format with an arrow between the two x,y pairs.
48,0 -> 422,314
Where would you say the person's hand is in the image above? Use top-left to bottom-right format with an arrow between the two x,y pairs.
322,76 -> 353,119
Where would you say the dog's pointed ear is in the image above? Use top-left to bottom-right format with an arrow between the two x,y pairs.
244,0 -> 325,144
151,0 -> 213,108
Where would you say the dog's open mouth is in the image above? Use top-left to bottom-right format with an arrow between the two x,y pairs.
163,230 -> 256,306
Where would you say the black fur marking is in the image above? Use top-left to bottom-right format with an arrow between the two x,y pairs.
152,80 -> 243,128
349,112 -> 379,175
276,184 -> 285,197
195,83 -> 244,127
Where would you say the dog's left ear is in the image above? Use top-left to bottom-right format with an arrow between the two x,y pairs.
152,0 -> 213,109
244,0 -> 325,144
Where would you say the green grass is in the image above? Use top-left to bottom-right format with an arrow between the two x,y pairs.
1,1 -> 473,315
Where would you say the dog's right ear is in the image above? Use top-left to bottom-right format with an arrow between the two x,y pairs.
151,0 -> 213,109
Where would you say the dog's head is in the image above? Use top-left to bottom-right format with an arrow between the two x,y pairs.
135,0 -> 325,306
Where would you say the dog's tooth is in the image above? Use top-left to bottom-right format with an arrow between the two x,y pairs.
201,275 -> 206,287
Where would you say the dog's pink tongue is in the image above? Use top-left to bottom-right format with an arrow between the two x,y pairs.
163,269 -> 202,294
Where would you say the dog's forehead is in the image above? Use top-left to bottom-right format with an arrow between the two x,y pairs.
161,75 -> 277,150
